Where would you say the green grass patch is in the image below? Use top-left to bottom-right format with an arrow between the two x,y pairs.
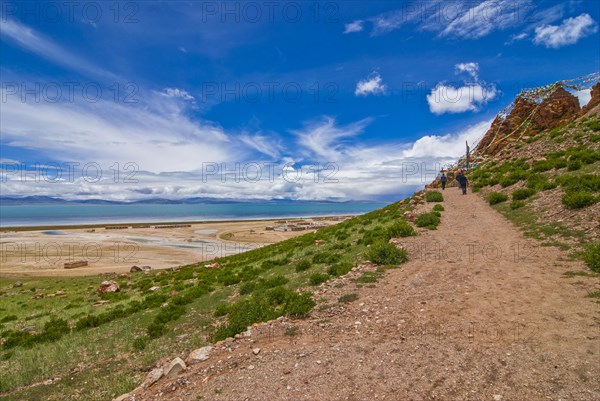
425,191 -> 444,202
487,192 -> 508,205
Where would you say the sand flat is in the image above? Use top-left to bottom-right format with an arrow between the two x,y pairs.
0,217 -> 346,277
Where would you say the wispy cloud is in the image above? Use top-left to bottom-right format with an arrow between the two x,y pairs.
0,19 -> 117,80
344,20 -> 364,34
292,116 -> 372,160
533,13 -> 598,48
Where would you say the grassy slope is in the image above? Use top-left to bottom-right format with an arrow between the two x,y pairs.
0,197 -> 433,400
469,115 -> 600,251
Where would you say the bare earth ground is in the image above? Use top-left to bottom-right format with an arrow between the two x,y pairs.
0,219 -> 342,277
128,188 -> 600,401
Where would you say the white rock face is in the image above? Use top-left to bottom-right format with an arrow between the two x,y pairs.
164,357 -> 187,378
187,346 -> 214,364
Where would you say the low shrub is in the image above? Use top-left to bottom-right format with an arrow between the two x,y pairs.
295,259 -> 311,272
365,241 -> 408,265
562,191 -> 598,209
425,191 -> 444,202
582,242 -> 600,273
214,303 -> 229,317
338,293 -> 359,303
487,192 -> 508,205
414,212 -> 441,229
327,262 -> 354,277
132,337 -> 147,351
510,200 -> 525,209
512,188 -> 535,200
260,275 -> 289,289
0,315 -> 17,323
387,221 -> 416,238
432,204 -> 444,212
239,281 -> 256,295
308,273 -> 329,286
567,160 -> 582,171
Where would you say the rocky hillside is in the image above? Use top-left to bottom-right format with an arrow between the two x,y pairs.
461,81 -> 600,250
476,82 -> 599,156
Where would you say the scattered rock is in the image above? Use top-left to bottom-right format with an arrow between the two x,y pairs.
130,266 -> 142,273
252,348 -> 261,355
247,365 -> 255,370
144,368 -> 163,388
96,280 -> 119,295
164,357 -> 186,378
21,326 -> 36,332
148,286 -> 160,292
93,300 -> 110,307
187,346 -> 213,364
12,282 -> 23,288
204,263 -> 221,269
493,395 -> 503,401
55,290 -> 66,296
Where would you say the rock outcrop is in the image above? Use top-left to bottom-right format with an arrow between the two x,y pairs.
531,87 -> 580,130
477,85 -> 581,156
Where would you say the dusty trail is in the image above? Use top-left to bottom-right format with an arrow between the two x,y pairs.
131,189 -> 600,401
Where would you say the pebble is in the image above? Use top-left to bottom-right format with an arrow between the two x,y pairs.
252,348 -> 261,355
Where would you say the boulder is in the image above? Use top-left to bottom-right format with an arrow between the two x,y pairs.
163,357 -> 186,378
187,346 -> 213,364
96,280 -> 119,295
130,266 -> 142,273
12,282 -> 23,288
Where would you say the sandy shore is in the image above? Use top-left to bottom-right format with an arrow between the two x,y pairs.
0,217 -> 348,277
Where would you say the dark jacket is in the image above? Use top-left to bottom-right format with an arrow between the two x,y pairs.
456,173 -> 468,186
440,175 -> 447,183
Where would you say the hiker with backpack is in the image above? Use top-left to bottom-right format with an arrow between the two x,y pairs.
440,173 -> 447,190
455,170 -> 468,195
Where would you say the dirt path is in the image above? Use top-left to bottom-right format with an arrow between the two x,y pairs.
129,189 -> 600,401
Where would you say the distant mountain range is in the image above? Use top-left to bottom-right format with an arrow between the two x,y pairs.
0,196 -> 378,205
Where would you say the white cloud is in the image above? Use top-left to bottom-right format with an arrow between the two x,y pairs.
402,119 -> 492,158
427,84 -> 497,114
160,87 -> 195,100
355,72 -> 387,96
427,63 -> 496,115
533,13 -> 598,48
344,20 -> 364,34
0,86 -> 233,173
455,62 -> 479,80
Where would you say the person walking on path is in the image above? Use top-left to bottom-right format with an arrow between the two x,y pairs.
456,170 -> 468,195
440,173 -> 447,190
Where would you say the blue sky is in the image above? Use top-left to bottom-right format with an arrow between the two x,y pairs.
1,0 -> 599,202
